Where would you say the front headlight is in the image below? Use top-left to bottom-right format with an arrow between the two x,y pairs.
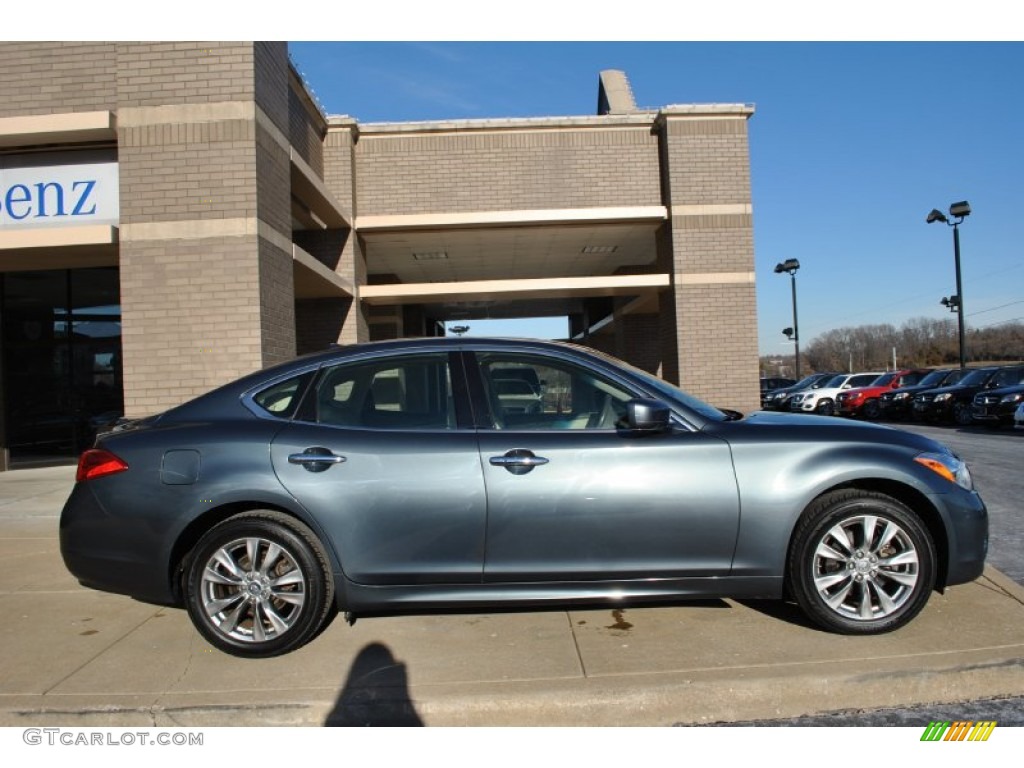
1000,393 -> 1024,404
894,392 -> 909,401
934,393 -> 952,402
915,451 -> 974,490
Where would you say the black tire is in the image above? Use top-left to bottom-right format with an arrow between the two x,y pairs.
862,399 -> 881,420
185,510 -> 335,657
953,402 -> 974,427
787,490 -> 936,634
816,399 -> 835,416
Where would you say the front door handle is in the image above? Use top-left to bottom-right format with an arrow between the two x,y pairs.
489,449 -> 549,475
288,447 -> 346,473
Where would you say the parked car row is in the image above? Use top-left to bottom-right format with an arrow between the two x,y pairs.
760,363 -> 1024,429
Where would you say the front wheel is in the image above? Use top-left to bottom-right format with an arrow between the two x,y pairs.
816,399 -> 835,416
184,510 -> 335,657
787,490 -> 936,634
953,402 -> 974,427
862,399 -> 881,420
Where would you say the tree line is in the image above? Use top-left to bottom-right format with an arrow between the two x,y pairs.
761,317 -> 1024,376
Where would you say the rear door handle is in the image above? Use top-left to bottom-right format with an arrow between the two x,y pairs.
288,447 -> 346,473
489,449 -> 549,475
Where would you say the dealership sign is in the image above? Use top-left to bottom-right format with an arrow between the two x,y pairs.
0,162 -> 119,229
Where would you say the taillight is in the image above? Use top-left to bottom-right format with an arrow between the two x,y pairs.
76,449 -> 129,482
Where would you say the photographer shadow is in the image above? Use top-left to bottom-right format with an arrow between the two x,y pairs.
325,642 -> 423,726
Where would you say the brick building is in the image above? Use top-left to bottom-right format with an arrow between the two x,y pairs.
0,42 -> 758,469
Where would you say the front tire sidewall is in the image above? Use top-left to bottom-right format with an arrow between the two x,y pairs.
788,491 -> 936,634
185,511 -> 334,658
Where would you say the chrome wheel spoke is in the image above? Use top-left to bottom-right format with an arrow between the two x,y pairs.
218,599 -> 248,634
815,541 -> 848,563
859,515 -> 878,551
258,543 -> 282,576
270,589 -> 305,606
205,590 -> 245,616
203,565 -> 243,587
212,548 -> 245,580
270,570 -> 303,588
261,601 -> 291,634
824,579 -> 854,609
878,568 -> 918,587
868,578 -> 897,615
825,523 -> 854,554
814,570 -> 851,591
879,550 -> 918,568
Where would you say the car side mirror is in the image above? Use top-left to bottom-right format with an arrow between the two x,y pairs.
625,399 -> 671,433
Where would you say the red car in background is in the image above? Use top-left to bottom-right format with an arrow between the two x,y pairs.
836,369 -> 933,420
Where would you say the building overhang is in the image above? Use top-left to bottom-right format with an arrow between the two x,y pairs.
293,244 -> 353,299
0,111 -> 117,148
290,149 -> 351,230
0,225 -> 119,271
357,206 -> 667,233
360,274 -> 669,306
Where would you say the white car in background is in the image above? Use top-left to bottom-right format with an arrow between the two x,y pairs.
789,372 -> 883,416
1015,401 -> 1024,430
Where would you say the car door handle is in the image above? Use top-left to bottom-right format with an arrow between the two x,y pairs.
489,449 -> 549,475
288,448 -> 346,473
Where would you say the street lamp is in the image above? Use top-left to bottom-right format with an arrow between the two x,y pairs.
927,201 -> 970,369
774,259 -> 801,378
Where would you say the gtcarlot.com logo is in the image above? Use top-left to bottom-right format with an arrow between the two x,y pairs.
920,721 -> 997,742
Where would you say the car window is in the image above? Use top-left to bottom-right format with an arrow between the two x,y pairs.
477,353 -> 633,430
315,354 -> 454,430
849,374 -> 881,388
251,371 -> 315,419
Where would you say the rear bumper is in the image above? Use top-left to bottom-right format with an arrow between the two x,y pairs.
59,482 -> 178,605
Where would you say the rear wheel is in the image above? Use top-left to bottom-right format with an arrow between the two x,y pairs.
185,510 -> 335,657
788,490 -> 936,634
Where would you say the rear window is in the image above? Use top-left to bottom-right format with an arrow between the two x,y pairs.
251,371 -> 315,419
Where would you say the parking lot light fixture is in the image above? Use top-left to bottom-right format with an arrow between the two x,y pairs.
774,259 -> 801,378
927,201 -> 970,369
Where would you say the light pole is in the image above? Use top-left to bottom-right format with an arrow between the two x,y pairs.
774,259 -> 801,379
927,201 -> 970,369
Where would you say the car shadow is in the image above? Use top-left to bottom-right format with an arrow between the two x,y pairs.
325,641 -> 424,726
734,598 -> 824,631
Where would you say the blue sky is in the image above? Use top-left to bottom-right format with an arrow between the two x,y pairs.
288,40 -> 1024,354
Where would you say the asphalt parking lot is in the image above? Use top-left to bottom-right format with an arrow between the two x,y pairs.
1,421 -> 1022,727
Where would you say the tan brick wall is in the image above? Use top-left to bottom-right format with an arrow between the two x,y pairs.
673,282 -> 760,413
663,118 -> 752,205
0,43 -> 116,116
353,125 -> 661,215
115,42 -> 255,108
119,237 -> 264,414
661,116 -> 760,412
288,73 -> 326,175
324,124 -> 356,213
116,42 -> 297,415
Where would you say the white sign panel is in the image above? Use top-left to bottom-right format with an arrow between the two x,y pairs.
0,162 -> 119,229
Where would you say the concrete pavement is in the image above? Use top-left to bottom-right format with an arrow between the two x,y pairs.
2,465 -> 1023,727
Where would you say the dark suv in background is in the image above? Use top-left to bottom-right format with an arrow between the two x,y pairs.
913,365 -> 1024,425
759,377 -> 796,406
760,372 -> 837,411
971,378 -> 1024,428
879,368 -> 966,421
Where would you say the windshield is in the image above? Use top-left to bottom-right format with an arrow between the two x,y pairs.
872,372 -> 897,387
916,369 -> 949,387
958,368 -> 993,386
824,374 -> 848,388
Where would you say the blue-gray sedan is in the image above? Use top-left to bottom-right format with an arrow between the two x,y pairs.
60,338 -> 988,657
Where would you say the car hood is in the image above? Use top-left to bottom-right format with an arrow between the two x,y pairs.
737,410 -> 946,453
